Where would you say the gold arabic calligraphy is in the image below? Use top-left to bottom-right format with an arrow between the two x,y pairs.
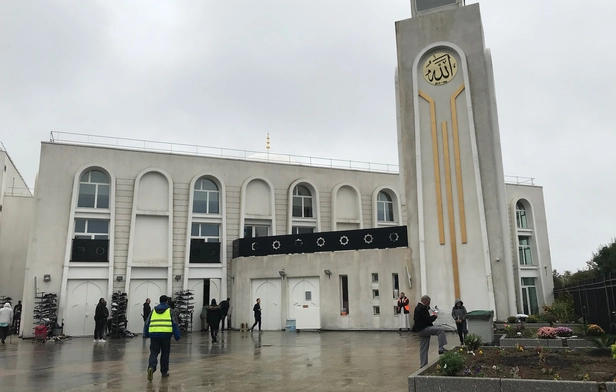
423,53 -> 458,86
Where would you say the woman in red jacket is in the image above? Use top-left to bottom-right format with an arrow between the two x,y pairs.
397,292 -> 410,332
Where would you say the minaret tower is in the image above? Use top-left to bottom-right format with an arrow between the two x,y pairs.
396,0 -> 517,318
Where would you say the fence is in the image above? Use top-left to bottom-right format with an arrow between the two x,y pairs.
554,272 -> 616,334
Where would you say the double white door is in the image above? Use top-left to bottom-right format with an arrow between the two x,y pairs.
128,279 -> 166,334
251,279 -> 282,330
65,280 -> 108,337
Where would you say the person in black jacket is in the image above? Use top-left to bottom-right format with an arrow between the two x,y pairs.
206,299 -> 221,342
411,295 -> 447,367
143,298 -> 152,322
94,298 -> 109,343
219,298 -> 230,331
250,298 -> 262,332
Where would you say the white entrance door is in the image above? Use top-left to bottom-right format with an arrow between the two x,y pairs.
128,279 -> 167,334
251,279 -> 282,331
65,280 -> 108,337
287,277 -> 320,319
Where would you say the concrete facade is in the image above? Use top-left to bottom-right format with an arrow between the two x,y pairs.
0,148 -> 33,302
20,142 -> 406,336
396,3 -> 519,320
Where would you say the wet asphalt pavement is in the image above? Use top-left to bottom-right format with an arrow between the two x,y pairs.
0,330 -> 448,391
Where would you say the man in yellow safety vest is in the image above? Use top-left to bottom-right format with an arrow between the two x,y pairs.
143,295 -> 181,381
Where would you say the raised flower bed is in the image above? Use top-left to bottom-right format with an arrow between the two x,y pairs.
408,347 -> 616,392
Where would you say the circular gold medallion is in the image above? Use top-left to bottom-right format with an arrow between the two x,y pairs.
423,52 -> 458,86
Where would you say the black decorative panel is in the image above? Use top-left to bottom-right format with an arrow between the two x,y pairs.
71,239 -> 109,262
190,240 -> 221,263
232,226 -> 408,258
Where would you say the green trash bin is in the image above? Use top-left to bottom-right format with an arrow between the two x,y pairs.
466,310 -> 494,345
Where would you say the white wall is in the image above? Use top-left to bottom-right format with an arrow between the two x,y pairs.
20,142 -> 403,336
0,195 -> 34,301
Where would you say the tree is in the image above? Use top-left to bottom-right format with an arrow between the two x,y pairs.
586,238 -> 616,276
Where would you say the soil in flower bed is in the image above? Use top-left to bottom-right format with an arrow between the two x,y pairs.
422,346 -> 616,382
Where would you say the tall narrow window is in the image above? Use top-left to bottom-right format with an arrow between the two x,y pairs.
193,178 -> 220,214
77,170 -> 110,208
516,202 -> 527,229
292,185 -> 313,218
521,278 -> 539,315
372,273 -> 379,283
392,273 -> 399,298
377,191 -> 394,222
340,275 -> 349,315
518,236 -> 532,265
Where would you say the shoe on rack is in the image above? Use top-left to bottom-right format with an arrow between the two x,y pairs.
147,368 -> 154,381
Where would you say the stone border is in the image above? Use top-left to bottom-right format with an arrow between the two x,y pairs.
499,335 -> 594,348
409,362 -> 616,392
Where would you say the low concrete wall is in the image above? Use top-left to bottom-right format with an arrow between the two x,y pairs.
499,335 -> 594,348
409,364 -> 615,392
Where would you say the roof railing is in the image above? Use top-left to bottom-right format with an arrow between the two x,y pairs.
48,131 -> 538,185
49,131 -> 399,174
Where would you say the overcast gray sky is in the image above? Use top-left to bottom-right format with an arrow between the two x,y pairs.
1,1 -> 614,273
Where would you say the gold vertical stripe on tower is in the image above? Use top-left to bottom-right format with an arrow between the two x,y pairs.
450,84 -> 467,244
441,120 -> 461,300
419,90 -> 445,245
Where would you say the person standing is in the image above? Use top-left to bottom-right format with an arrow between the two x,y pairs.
451,299 -> 468,346
144,295 -> 181,381
411,295 -> 448,368
226,301 -> 233,330
12,300 -> 22,333
199,305 -> 208,332
143,298 -> 151,322
0,303 -> 13,344
206,299 -> 221,342
397,292 -> 410,332
94,298 -> 109,343
250,298 -> 262,332
219,298 -> 230,332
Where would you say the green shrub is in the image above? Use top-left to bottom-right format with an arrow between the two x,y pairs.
464,333 -> 482,351
526,315 -> 538,323
542,314 -> 557,326
439,351 -> 466,376
611,343 -> 616,360
588,334 -> 615,348
506,316 -> 518,324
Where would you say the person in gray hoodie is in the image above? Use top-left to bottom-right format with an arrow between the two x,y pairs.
0,303 -> 13,343
451,299 -> 467,345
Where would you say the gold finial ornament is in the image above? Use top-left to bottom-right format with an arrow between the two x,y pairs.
266,133 -> 271,150
423,52 -> 458,86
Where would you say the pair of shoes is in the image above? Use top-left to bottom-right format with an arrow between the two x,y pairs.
161,373 -> 169,378
147,368 -> 154,381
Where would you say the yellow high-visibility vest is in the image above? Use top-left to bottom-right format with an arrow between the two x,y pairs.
148,309 -> 173,333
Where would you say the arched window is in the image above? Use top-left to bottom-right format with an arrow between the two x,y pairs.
292,185 -> 313,218
77,170 -> 110,208
193,178 -> 220,214
516,201 -> 527,229
377,191 -> 394,222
